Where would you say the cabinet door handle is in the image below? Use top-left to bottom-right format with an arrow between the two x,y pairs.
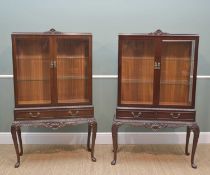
170,113 -> 181,119
50,61 -> 56,68
154,61 -> 160,70
131,112 -> 143,118
53,61 -> 57,68
29,112 -> 40,118
68,110 -> 79,117
50,61 -> 54,68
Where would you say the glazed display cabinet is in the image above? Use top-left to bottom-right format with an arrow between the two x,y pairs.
11,29 -> 97,168
111,30 -> 200,168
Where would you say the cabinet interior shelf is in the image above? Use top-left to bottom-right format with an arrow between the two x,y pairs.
57,56 -> 88,59
122,57 -> 154,60
57,76 -> 87,80
160,80 -> 192,85
17,79 -> 50,82
122,79 -> 153,83
161,58 -> 194,61
121,79 -> 192,85
159,101 -> 191,106
121,101 -> 153,105
58,99 -> 89,103
122,57 -> 193,61
17,56 -> 49,60
17,56 -> 88,61
18,100 -> 51,105
17,76 -> 88,81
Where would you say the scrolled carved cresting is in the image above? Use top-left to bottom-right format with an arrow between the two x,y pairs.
149,29 -> 169,35
44,28 -> 62,34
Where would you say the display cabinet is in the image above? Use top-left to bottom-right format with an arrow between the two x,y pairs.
11,29 -> 97,168
111,30 -> 200,168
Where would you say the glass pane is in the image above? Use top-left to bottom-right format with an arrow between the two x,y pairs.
15,37 -> 51,104
56,38 -> 89,103
159,40 -> 195,106
121,39 -> 155,104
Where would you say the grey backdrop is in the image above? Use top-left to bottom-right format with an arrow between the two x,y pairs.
0,0 -> 210,132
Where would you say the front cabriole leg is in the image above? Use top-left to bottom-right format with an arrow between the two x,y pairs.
111,121 -> 120,165
190,123 -> 200,169
185,126 -> 191,156
17,126 -> 23,156
11,125 -> 20,168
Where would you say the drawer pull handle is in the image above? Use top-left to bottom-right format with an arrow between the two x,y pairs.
68,110 -> 79,117
29,112 -> 40,118
131,112 -> 143,118
170,113 -> 181,119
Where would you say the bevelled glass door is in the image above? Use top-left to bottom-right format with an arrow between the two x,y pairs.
15,36 -> 51,105
56,37 -> 89,104
120,39 -> 155,105
159,40 -> 195,106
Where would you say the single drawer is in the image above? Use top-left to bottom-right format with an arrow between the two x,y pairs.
55,108 -> 93,118
15,110 -> 56,120
157,111 -> 195,121
116,110 -> 157,120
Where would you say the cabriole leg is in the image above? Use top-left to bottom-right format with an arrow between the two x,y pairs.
11,125 -> 20,168
190,124 -> 200,169
91,121 -> 97,162
87,123 -> 91,152
111,122 -> 120,165
17,126 -> 23,156
185,126 -> 191,156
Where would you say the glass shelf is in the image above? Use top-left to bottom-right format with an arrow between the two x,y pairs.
57,75 -> 87,80
122,56 -> 154,60
58,99 -> 89,103
121,100 -> 152,105
57,56 -> 88,59
17,79 -> 50,82
18,100 -> 51,105
160,80 -> 192,85
159,101 -> 191,106
122,79 -> 153,83
161,58 -> 194,61
17,56 -> 50,60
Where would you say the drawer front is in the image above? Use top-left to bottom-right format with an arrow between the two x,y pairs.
55,108 -> 93,118
15,108 -> 94,120
15,110 -> 56,120
116,110 -> 156,120
157,111 -> 195,121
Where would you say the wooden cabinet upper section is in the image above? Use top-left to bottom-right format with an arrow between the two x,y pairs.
118,30 -> 199,108
12,29 -> 92,107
